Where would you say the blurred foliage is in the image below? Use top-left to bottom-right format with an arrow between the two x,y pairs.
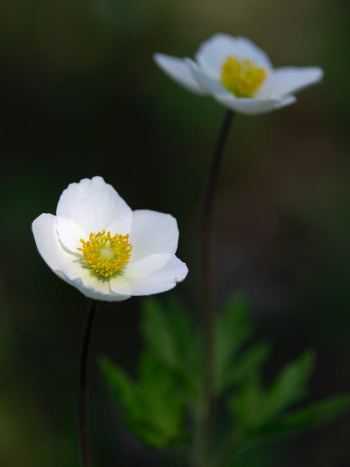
214,295 -> 270,396
230,351 -> 316,431
101,353 -> 183,448
140,296 -> 203,407
101,295 -> 350,465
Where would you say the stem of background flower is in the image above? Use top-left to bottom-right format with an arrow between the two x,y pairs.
78,298 -> 98,467
199,109 -> 235,465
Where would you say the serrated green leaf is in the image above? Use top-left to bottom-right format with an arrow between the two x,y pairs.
221,341 -> 271,393
221,392 -> 350,465
100,355 -> 184,449
230,374 -> 265,428
222,394 -> 350,464
138,353 -> 184,436
214,295 -> 253,395
259,350 -> 315,423
260,393 -> 350,436
140,296 -> 197,370
140,296 -> 203,404
100,356 -> 140,411
141,298 -> 180,369
229,350 -> 316,435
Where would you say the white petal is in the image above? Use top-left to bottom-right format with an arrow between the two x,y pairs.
214,94 -> 296,115
187,58 -> 231,96
32,213 -> 74,279
59,261 -> 130,302
195,34 -> 273,79
110,254 -> 188,296
56,176 -> 132,253
55,218 -> 88,255
109,274 -> 133,296
256,67 -> 324,97
129,210 -> 179,263
154,53 -> 208,95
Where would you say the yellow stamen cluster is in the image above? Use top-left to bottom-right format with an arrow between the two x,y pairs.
221,56 -> 267,98
77,230 -> 132,278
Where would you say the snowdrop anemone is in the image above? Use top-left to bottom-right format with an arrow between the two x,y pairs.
32,176 -> 188,466
32,176 -> 188,302
154,33 -> 324,115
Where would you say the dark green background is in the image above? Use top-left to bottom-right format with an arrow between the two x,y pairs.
1,0 -> 350,465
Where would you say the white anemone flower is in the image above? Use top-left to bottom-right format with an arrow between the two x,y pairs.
32,177 -> 188,302
154,34 -> 324,115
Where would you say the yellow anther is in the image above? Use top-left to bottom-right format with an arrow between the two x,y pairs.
221,56 -> 267,98
77,230 -> 132,278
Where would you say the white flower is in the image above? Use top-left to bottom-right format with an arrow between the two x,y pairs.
32,177 -> 188,302
154,34 -> 324,115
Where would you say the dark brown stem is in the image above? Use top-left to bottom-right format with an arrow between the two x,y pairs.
78,298 -> 97,467
200,110 -> 235,465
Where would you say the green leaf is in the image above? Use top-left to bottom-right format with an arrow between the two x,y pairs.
229,350 -> 316,432
140,296 -> 203,404
260,394 -> 350,436
224,392 -> 350,464
259,350 -> 315,423
223,341 -> 271,391
141,297 -> 180,369
100,356 -> 140,412
214,295 -> 253,395
138,352 -> 184,438
217,395 -> 350,467
100,355 -> 184,449
141,296 -> 197,370
229,374 -> 265,429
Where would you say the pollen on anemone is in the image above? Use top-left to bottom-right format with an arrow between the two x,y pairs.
32,177 -> 188,302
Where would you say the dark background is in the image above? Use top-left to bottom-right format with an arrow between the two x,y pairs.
1,0 -> 350,465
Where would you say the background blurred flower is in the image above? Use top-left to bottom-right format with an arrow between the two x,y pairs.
154,33 -> 323,115
32,177 -> 188,301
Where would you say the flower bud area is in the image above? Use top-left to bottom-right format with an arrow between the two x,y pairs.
78,230 -> 132,278
221,56 -> 267,98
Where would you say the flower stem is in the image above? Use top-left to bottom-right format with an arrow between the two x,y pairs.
200,109 -> 234,465
78,298 -> 97,467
